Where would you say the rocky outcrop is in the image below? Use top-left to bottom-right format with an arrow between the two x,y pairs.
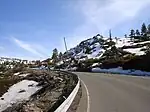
3,69 -> 78,112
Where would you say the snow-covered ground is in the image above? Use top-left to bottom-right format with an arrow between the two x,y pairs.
115,38 -> 133,48
92,63 -> 99,67
13,72 -> 20,76
123,47 -> 146,55
115,38 -> 150,48
19,73 -> 30,77
0,80 -> 41,111
13,72 -> 30,77
92,67 -> 150,76
87,44 -> 105,59
133,40 -> 150,45
56,61 -> 64,66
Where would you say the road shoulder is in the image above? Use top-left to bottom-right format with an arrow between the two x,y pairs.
76,81 -> 88,112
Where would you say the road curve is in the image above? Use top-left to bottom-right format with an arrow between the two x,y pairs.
75,72 -> 150,112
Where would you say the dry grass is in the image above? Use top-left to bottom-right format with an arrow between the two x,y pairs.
0,76 -> 19,96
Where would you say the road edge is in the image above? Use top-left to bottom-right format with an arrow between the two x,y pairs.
81,80 -> 90,112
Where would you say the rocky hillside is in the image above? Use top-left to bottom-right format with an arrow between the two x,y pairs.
64,35 -> 149,60
0,68 -> 78,112
53,33 -> 150,72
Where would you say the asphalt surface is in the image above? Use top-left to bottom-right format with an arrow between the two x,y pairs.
75,72 -> 150,112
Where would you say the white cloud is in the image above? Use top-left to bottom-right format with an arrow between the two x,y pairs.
12,37 -> 46,58
66,0 -> 150,49
76,0 -> 150,34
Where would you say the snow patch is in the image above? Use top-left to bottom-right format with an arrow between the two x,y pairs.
133,41 -> 150,45
123,47 -> 146,55
115,38 -> 133,48
19,73 -> 30,77
0,80 -> 41,111
92,67 -> 150,76
13,72 -> 20,76
92,63 -> 99,67
14,72 -> 30,77
70,67 -> 77,71
56,61 -> 64,66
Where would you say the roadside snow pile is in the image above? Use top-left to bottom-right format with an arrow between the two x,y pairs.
0,80 -> 41,111
92,67 -> 150,76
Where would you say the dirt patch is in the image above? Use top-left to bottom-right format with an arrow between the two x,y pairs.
0,66 -> 29,96
0,78 -> 19,96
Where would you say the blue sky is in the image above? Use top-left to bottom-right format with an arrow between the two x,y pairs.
0,0 -> 150,60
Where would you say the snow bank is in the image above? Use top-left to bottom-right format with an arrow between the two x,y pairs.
92,67 -> 150,76
0,80 -> 41,111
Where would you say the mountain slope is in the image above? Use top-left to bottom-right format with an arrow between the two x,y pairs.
51,34 -> 150,71
63,34 -> 149,60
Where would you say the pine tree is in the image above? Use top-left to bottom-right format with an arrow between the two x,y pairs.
135,29 -> 140,36
124,34 -> 127,38
109,30 -> 112,41
115,37 -> 118,43
129,29 -> 135,41
141,23 -> 147,35
51,48 -> 58,64
129,29 -> 135,37
58,52 -> 63,61
147,24 -> 150,33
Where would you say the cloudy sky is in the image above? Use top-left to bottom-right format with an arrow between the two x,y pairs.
0,0 -> 150,60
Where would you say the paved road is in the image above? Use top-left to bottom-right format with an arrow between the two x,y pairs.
75,72 -> 150,112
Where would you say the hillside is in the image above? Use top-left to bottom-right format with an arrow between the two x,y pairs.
50,33 -> 150,72
63,35 -> 148,60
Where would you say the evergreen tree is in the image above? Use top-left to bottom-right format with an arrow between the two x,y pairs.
141,23 -> 147,35
135,29 -> 140,36
129,29 -> 135,41
51,48 -> 59,63
115,37 -> 118,43
124,34 -> 127,38
147,24 -> 150,33
58,52 -> 63,61
85,46 -> 91,54
130,29 -> 135,36
109,30 -> 112,41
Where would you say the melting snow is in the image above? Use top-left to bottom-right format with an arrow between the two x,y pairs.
13,72 -> 20,76
92,67 -> 150,76
123,47 -> 146,55
92,63 -> 99,67
14,72 -> 30,77
115,38 -> 133,48
19,73 -> 30,77
133,41 -> 150,45
0,80 -> 41,111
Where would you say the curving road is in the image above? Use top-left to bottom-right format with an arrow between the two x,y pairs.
75,72 -> 150,112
